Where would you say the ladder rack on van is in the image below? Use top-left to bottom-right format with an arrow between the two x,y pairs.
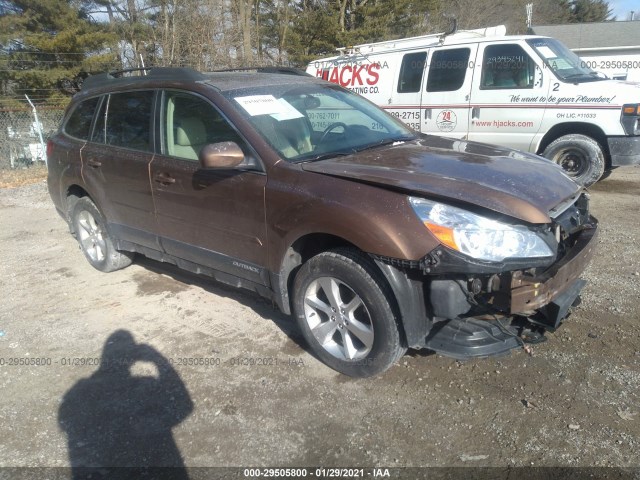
336,25 -> 507,56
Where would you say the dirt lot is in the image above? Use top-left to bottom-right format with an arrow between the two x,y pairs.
0,166 -> 638,475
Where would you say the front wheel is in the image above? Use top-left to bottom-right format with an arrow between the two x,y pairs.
71,197 -> 133,272
542,134 -> 605,187
292,248 -> 406,377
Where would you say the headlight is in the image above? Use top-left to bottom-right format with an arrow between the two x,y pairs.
409,197 -> 554,262
621,104 -> 640,135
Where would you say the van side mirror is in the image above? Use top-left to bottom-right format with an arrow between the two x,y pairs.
199,141 -> 245,169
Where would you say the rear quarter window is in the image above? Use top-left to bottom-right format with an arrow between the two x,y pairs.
64,97 -> 100,140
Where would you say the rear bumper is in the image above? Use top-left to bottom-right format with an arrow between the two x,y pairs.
608,136 -> 640,166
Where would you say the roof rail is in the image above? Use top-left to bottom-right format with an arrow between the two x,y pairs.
212,67 -> 311,76
81,67 -> 207,90
337,25 -> 507,55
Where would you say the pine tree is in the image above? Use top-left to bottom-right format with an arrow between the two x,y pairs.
571,0 -> 612,22
286,0 -> 341,66
0,0 -> 118,105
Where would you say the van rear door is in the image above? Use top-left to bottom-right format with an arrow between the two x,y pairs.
421,45 -> 477,139
467,42 -> 547,152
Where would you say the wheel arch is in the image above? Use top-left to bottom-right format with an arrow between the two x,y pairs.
536,122 -> 611,168
65,184 -> 92,233
276,233 -> 360,315
274,232 -> 413,348
69,195 -> 134,272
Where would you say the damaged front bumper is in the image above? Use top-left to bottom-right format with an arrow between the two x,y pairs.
375,218 -> 599,360
497,225 -> 598,330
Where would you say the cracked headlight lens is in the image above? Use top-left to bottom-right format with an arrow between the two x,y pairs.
409,197 -> 554,262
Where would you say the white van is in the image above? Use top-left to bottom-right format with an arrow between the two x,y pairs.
306,26 -> 640,186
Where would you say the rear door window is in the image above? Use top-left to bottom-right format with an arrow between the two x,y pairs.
92,91 -> 154,151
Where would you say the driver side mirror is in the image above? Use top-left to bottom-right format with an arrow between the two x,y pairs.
199,141 -> 245,169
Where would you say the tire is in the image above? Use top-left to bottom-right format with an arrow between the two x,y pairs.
598,167 -> 616,181
542,134 -> 605,187
71,197 -> 133,272
292,248 -> 406,377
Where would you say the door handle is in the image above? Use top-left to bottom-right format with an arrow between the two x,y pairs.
86,158 -> 102,168
472,107 -> 480,119
154,172 -> 176,185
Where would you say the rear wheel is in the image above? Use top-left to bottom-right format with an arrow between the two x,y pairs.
71,197 -> 133,272
542,134 -> 605,187
292,248 -> 405,377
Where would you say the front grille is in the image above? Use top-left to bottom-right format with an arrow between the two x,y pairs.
550,193 -> 592,258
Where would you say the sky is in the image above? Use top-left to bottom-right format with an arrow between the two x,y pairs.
608,0 -> 639,20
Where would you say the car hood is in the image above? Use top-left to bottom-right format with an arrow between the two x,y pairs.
302,135 -> 581,224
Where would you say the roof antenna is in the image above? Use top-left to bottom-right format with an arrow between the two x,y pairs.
446,18 -> 458,35
440,17 -> 457,43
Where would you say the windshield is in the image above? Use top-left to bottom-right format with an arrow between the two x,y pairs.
223,83 -> 415,162
526,38 -> 606,83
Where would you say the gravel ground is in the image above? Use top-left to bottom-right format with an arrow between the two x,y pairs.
0,167 -> 638,476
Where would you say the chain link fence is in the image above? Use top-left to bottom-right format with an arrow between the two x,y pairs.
0,106 -> 67,169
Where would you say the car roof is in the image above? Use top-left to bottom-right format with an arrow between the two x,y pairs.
203,71 -> 324,92
80,67 -> 323,95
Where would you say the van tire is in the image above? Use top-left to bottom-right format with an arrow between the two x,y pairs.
71,197 -> 134,272
292,248 -> 406,377
542,134 -> 605,187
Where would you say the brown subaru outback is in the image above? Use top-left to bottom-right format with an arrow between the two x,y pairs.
47,67 -> 598,377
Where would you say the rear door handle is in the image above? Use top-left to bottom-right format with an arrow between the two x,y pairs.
472,107 -> 480,119
154,172 -> 176,185
86,158 -> 102,168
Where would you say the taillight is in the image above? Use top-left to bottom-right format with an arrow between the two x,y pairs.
46,140 -> 54,159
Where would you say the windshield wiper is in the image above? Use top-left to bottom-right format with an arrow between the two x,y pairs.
294,150 -> 355,163
293,135 -> 416,163
355,135 -> 416,152
563,73 -> 605,82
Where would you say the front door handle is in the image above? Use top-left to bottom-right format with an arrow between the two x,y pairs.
86,158 -> 102,168
472,107 -> 480,119
154,172 -> 176,185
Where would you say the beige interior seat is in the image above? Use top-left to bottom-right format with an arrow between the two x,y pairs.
174,117 -> 208,160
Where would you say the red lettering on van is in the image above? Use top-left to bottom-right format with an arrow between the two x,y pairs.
367,64 -> 380,85
316,69 -> 329,81
340,66 -> 353,87
351,66 -> 366,86
329,68 -> 339,84
322,65 -> 380,87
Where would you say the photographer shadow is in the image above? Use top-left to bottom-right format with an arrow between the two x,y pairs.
58,330 -> 193,479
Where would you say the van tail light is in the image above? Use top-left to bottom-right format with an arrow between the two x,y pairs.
46,140 -> 54,159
